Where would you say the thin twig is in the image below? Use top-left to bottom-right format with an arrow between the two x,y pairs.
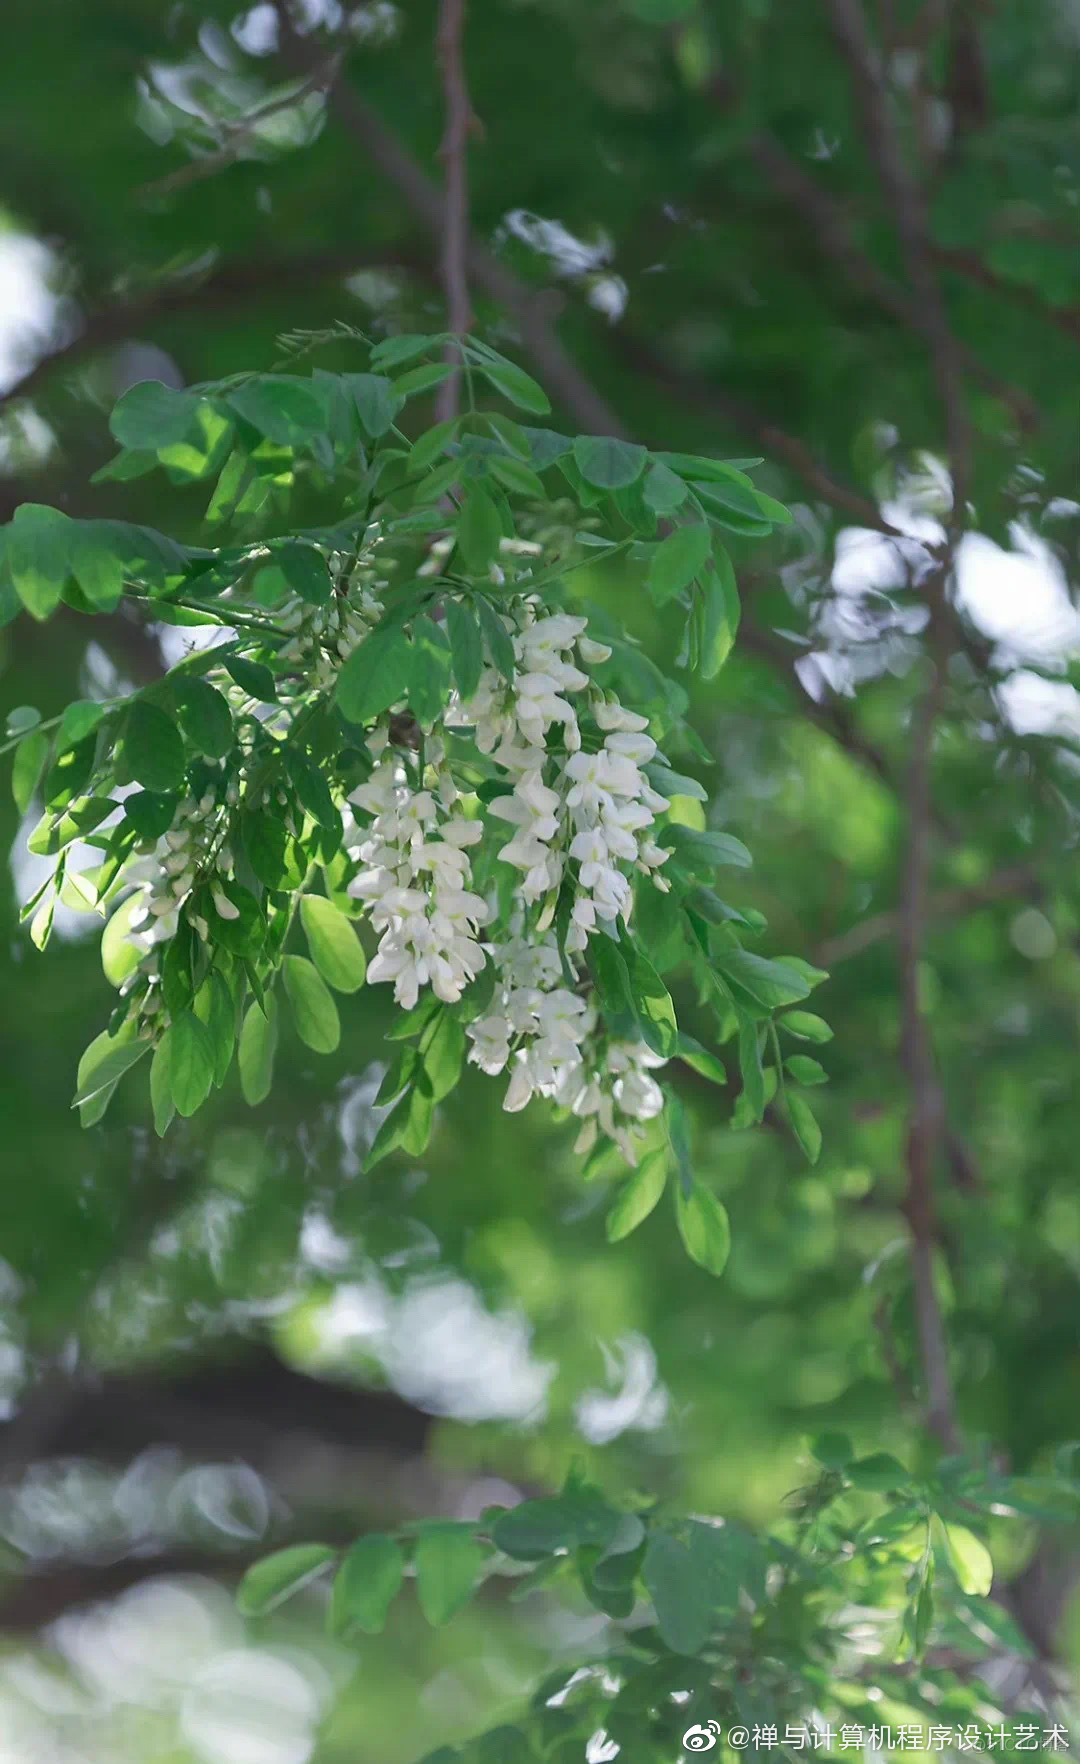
271,0 -> 624,436
873,1295 -> 919,1419
0,246 -> 433,412
815,860 -> 1040,965
931,245 -> 1080,344
896,630 -> 962,1452
135,60 -> 340,199
606,325 -> 910,539
827,0 -> 974,525
434,0 -> 473,423
744,129 -> 1037,432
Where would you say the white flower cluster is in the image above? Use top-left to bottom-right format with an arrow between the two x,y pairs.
338,597 -> 677,1157
465,925 -> 666,1164
258,534 -> 389,693
446,605 -> 671,950
346,729 -> 489,1011
118,788 -> 237,1025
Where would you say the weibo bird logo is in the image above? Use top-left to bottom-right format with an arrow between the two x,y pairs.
683,1722 -> 722,1752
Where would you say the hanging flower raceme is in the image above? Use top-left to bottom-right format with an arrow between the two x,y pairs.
6,337 -> 826,1241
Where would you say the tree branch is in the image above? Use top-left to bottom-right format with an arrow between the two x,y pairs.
736,613 -> 902,791
434,0 -> 473,423
0,246 -> 433,412
896,638 -> 962,1452
271,0 -> 624,437
931,245 -> 1080,345
134,57 -> 341,200
827,0 -> 974,523
815,859 -> 1040,965
743,129 -> 1037,432
605,325 -> 911,539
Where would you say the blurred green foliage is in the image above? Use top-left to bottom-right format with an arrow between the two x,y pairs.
0,0 -> 1078,1758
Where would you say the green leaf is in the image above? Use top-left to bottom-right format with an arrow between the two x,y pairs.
586,934 -> 636,1030
11,730 -> 48,814
810,1430 -> 854,1469
690,469 -> 771,521
332,1532 -> 405,1635
194,970 -> 236,1087
914,1561 -> 935,1656
73,1029 -> 149,1110
347,372 -> 403,438
69,526 -> 128,611
110,380 -> 202,450
395,361 -> 455,397
282,954 -> 340,1053
475,598 -> 516,681
125,702 -> 186,792
226,375 -> 327,446
676,1032 -> 727,1085
405,621 -> 452,726
752,490 -> 793,526
675,1181 -> 731,1276
91,449 -> 158,484
646,524 -> 711,606
666,1090 -> 694,1198
624,940 -> 678,1056
286,750 -> 340,833
151,1035 -> 177,1136
737,1014 -> 766,1122
780,1010 -> 833,1043
700,547 -> 740,680
785,1054 -> 827,1086
386,992 -> 441,1041
473,360 -> 551,415
717,948 -> 812,1009
606,1150 -> 668,1242
236,1543 -> 336,1617
300,894 -> 367,993
415,1524 -> 487,1626
59,700 -> 109,748
572,435 -> 647,490
408,418 -> 459,474
646,762 -> 706,802
8,503 -> 73,620
522,427 -> 572,470
223,655 -> 278,703
173,680 -> 234,759
152,1011 -> 216,1119
790,1093 -> 822,1164
444,599 -> 484,701
370,333 -> 440,372
124,791 -> 178,841
278,542 -> 331,605
848,1452 -> 909,1491
491,1491 -> 619,1561
642,458 -> 689,514
243,812 -> 289,889
642,1523 -> 742,1654
5,705 -> 40,737
456,488 -> 502,574
945,1525 -> 993,1596
239,996 -> 278,1105
336,626 -> 413,722
419,1007 -> 465,1102
487,452 -> 546,498
660,825 -> 752,872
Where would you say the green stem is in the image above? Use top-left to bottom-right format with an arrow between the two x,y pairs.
123,588 -> 289,636
0,710 -> 64,759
